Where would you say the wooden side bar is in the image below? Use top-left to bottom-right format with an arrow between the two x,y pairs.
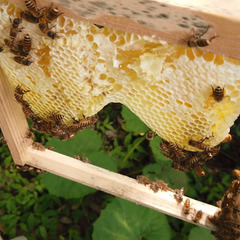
0,66 -> 31,165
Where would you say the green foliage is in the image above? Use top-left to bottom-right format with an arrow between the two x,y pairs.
121,105 -> 149,134
45,129 -> 103,157
92,198 -> 171,240
188,227 -> 215,240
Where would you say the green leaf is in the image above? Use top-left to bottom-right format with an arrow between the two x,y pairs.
188,226 -> 215,240
7,199 -> 18,214
92,198 -> 171,240
149,137 -> 169,164
41,173 -> 96,199
46,129 -> 103,157
39,225 -> 47,239
88,152 -> 118,172
121,106 -> 149,134
142,162 -> 190,192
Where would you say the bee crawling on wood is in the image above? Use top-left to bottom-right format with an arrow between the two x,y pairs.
187,26 -> 218,48
193,210 -> 203,223
150,181 -> 161,193
32,142 -> 45,151
16,164 -> 46,173
212,86 -> 225,102
183,198 -> 191,215
38,23 -> 58,39
25,128 -> 34,139
74,155 -> 91,163
174,187 -> 184,203
136,175 -> 152,186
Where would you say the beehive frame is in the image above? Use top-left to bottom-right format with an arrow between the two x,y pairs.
1,0 -> 240,232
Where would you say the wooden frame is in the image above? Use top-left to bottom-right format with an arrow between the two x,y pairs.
0,58 -> 218,231
3,0 -> 240,232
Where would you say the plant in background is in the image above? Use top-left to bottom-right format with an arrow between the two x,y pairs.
0,104 -> 237,239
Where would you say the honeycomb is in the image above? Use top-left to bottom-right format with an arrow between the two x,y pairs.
1,0 -> 240,150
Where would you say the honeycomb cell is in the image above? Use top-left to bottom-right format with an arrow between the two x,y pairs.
203,52 -> 214,62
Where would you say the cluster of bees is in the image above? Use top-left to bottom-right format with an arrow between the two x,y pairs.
0,0 -> 62,65
160,139 -> 221,176
145,86 -> 228,176
136,175 -> 170,193
14,85 -> 99,140
16,163 -> 46,173
209,169 -> 240,240
136,175 -> 204,223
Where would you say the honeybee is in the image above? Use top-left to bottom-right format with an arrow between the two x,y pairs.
38,23 -> 58,39
155,179 -> 170,191
136,175 -> 152,186
74,156 -> 91,163
21,10 -> 40,23
174,188 -> 184,203
59,132 -> 76,141
19,34 -> 32,57
47,113 -> 64,125
233,169 -> 240,179
22,104 -> 35,119
183,198 -> 191,214
45,3 -> 63,23
193,210 -> 203,223
187,27 -> 218,48
189,139 -> 212,151
9,18 -> 23,40
14,56 -> 32,66
25,128 -> 34,139
150,181 -> 160,193
160,140 -> 172,158
4,38 -> 22,54
212,86 -> 224,102
222,134 -> 232,143
14,85 -> 30,103
32,142 -> 45,151
24,0 -> 44,18
194,166 -> 205,176
146,130 -> 156,141
68,115 -> 99,133
16,164 -> 46,173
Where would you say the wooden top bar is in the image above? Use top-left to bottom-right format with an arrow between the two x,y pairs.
9,0 -> 240,59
